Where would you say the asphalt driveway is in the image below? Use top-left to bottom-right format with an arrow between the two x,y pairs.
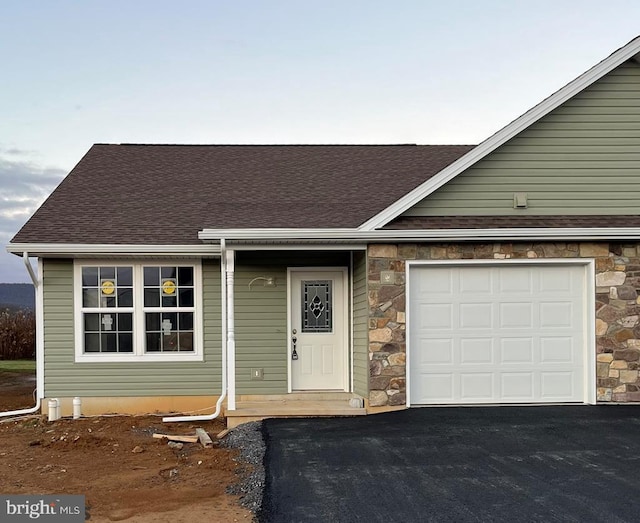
260,406 -> 640,522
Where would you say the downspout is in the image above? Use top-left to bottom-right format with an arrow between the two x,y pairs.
164,240 -> 228,423
0,253 -> 42,419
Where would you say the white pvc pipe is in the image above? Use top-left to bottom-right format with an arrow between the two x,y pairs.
164,241 -> 229,423
48,399 -> 57,421
0,252 -> 42,420
47,399 -> 59,422
73,397 -> 82,419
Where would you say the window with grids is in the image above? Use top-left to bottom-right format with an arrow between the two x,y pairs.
76,262 -> 200,361
143,266 -> 195,352
81,266 -> 134,353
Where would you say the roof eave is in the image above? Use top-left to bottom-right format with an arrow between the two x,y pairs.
358,36 -> 640,231
6,243 -> 221,257
199,227 -> 640,243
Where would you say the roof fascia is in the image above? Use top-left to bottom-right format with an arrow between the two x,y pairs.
199,227 -> 640,242
6,243 -> 220,257
230,244 -> 367,251
358,37 -> 640,231
199,228 -> 361,241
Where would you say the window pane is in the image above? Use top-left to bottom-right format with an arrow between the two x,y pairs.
117,313 -> 133,332
103,296 -> 116,308
146,333 -> 161,352
146,313 -> 161,331
179,332 -> 193,351
118,288 -> 133,307
85,333 -> 100,352
100,266 -> 115,280
99,313 -> 115,332
163,334 -> 178,351
102,333 -> 117,352
178,288 -> 194,307
178,267 -> 193,286
162,312 -> 178,328
161,266 -> 176,279
117,267 -> 132,286
178,312 -> 193,331
144,266 -> 159,286
144,289 -> 160,307
84,313 -> 100,332
118,333 -> 133,352
82,267 -> 98,286
162,295 -> 177,308
83,288 -> 99,308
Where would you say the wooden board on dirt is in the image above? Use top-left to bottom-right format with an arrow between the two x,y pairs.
216,429 -> 230,439
152,433 -> 199,443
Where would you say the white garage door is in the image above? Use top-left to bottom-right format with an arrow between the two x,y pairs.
409,263 -> 587,405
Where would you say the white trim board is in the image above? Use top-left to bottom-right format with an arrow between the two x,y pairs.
359,36 -> 640,231
7,243 -> 220,257
199,227 -> 640,242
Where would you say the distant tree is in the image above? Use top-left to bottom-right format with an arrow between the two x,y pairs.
0,309 -> 35,360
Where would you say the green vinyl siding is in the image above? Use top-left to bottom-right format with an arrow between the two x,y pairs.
352,251 -> 368,398
234,251 -> 350,395
403,60 -> 640,217
42,258 -> 222,397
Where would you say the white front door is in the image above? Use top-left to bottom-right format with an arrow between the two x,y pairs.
290,269 -> 348,391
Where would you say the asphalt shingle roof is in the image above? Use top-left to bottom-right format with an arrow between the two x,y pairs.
12,144 -> 474,245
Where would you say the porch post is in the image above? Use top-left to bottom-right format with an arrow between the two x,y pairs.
226,249 -> 236,411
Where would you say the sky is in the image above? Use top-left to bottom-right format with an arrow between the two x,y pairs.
2,0 -> 640,282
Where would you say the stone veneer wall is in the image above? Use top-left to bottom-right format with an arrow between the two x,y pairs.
367,242 -> 640,407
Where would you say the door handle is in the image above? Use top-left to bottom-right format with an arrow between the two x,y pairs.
291,333 -> 298,360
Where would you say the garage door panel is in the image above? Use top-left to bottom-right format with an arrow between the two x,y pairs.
500,302 -> 534,328
460,338 -> 493,364
540,302 -> 574,328
541,372 -> 577,399
419,338 -> 453,364
460,373 -> 493,400
409,264 -> 587,405
501,372 -> 534,399
500,338 -> 534,363
499,268 -> 533,293
540,268 -> 575,292
541,337 -> 574,362
420,304 -> 453,329
419,374 -> 453,402
418,270 -> 452,293
460,303 -> 492,328
460,270 -> 492,292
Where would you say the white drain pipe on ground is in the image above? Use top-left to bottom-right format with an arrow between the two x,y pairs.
0,253 -> 42,419
163,240 -> 230,423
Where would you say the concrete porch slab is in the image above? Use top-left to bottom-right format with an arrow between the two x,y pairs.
225,392 -> 366,428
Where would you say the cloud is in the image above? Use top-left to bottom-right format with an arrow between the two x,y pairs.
0,151 -> 66,282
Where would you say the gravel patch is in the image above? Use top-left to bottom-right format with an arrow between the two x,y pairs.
220,420 -> 265,515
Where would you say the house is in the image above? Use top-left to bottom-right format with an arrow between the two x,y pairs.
8,36 -> 640,426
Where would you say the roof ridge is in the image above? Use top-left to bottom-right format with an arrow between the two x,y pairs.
93,143 -> 475,148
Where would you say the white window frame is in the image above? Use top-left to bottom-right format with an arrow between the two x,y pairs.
74,260 -> 204,362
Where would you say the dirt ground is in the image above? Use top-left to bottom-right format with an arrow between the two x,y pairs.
0,371 -> 255,522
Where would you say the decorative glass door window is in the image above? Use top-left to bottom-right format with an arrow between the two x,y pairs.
143,266 -> 195,352
81,266 -> 134,353
301,280 -> 332,333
